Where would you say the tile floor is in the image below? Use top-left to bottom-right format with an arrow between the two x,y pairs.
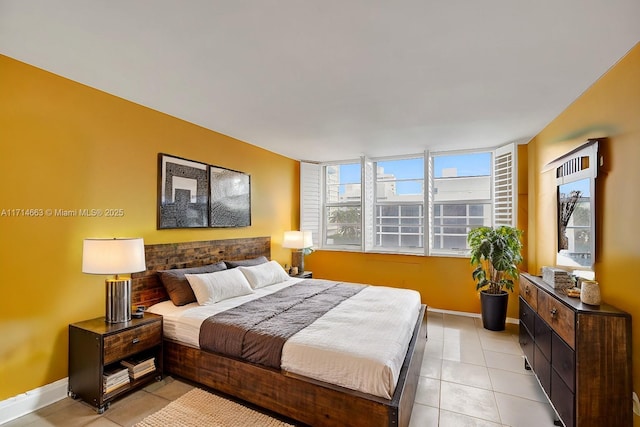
3,312 -> 559,427
409,312 -> 558,427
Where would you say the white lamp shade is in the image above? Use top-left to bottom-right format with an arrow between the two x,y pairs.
82,238 -> 146,275
282,231 -> 313,249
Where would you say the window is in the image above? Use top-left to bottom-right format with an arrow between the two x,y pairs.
300,144 -> 516,256
324,163 -> 361,247
373,157 -> 424,252
430,152 -> 492,254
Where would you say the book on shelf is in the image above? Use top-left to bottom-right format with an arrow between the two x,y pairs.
103,366 -> 129,381
103,367 -> 130,394
129,364 -> 156,379
103,376 -> 129,394
120,354 -> 155,368
104,373 -> 129,386
121,355 -> 156,379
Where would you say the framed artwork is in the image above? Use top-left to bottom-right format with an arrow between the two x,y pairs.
158,153 -> 209,229
209,165 -> 251,227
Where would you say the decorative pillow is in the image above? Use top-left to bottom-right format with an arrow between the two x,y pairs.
224,256 -> 269,269
185,268 -> 254,305
157,262 -> 227,306
239,260 -> 291,289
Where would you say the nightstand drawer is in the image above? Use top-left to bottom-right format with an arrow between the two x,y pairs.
104,321 -> 161,364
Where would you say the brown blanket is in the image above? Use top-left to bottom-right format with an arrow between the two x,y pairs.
199,280 -> 365,368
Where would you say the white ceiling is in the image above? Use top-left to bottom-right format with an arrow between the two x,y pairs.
1,1 -> 638,162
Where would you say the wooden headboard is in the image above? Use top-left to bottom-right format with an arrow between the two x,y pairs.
131,236 -> 271,309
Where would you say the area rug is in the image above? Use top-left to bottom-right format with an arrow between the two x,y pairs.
135,388 -> 295,427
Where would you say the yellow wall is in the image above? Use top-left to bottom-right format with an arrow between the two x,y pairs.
0,55 -> 299,400
527,42 -> 640,423
307,251 -> 487,312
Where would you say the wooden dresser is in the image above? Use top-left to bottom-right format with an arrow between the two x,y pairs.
518,273 -> 632,427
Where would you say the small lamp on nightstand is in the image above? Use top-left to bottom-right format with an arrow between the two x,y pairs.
283,231 -> 313,274
82,238 -> 146,323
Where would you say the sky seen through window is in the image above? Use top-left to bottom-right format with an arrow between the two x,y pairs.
336,153 -> 491,195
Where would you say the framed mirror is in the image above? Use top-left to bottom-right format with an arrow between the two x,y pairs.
557,177 -> 592,267
547,140 -> 600,272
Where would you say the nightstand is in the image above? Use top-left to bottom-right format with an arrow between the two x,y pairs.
291,271 -> 312,279
68,313 -> 163,413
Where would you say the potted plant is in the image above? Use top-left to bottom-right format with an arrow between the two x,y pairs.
468,225 -> 523,331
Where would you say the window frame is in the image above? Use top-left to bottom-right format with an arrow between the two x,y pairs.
428,149 -> 494,256
371,155 -> 426,254
301,143 -> 516,257
322,160 -> 363,251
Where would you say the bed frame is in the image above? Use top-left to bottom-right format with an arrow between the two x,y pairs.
132,237 -> 427,427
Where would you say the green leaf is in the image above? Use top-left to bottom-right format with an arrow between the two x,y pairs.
467,225 -> 523,293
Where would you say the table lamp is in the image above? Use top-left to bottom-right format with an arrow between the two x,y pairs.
283,231 -> 313,274
82,238 -> 146,323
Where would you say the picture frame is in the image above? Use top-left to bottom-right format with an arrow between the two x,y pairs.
209,165 -> 251,227
158,153 -> 209,229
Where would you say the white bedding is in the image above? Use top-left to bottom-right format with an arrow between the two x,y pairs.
147,278 -> 422,399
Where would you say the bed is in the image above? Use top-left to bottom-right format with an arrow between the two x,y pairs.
131,237 -> 427,427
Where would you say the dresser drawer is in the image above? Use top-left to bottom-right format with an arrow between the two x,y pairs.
519,298 -> 535,334
519,276 -> 538,310
534,345 -> 551,396
519,323 -> 534,367
534,315 -> 551,360
552,369 -> 575,427
538,291 -> 575,349
552,332 -> 575,393
104,321 -> 162,364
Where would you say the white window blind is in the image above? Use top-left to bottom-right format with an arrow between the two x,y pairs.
426,154 -> 434,255
300,162 -> 321,246
493,143 -> 516,227
363,157 -> 375,252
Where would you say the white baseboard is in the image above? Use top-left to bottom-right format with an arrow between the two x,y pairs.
426,307 -> 519,325
0,377 -> 68,425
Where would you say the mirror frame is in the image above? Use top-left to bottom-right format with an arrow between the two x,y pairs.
546,139 -> 600,273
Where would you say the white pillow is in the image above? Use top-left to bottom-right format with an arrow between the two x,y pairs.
239,260 -> 291,289
185,268 -> 253,305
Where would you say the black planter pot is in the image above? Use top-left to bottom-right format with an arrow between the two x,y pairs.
480,290 -> 509,331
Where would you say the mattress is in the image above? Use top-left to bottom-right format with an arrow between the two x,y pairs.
148,278 -> 422,399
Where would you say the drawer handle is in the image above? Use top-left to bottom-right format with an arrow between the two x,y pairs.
550,307 -> 558,317
525,287 -> 530,295
132,338 -> 140,344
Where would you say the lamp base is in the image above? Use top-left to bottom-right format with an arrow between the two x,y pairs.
291,251 -> 304,273
105,278 -> 131,323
